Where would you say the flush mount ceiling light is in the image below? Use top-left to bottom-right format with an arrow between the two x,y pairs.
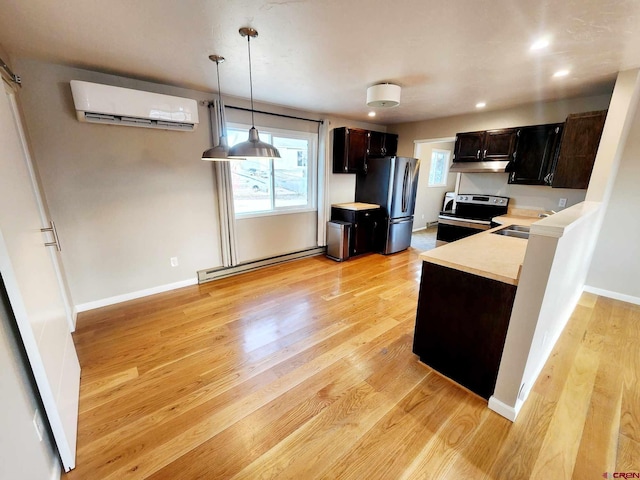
202,55 -> 230,161
368,111 -> 376,117
475,102 -> 487,109
366,83 -> 401,108
228,27 -> 281,160
553,69 -> 570,78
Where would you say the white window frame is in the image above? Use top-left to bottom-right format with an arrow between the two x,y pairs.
427,148 -> 451,187
227,122 -> 318,219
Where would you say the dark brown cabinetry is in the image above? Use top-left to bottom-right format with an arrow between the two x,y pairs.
330,207 -> 381,256
333,127 -> 368,174
454,129 -> 517,162
332,127 -> 398,174
367,131 -> 398,158
508,123 -> 563,185
453,131 -> 485,161
413,262 -> 516,399
550,110 -> 607,189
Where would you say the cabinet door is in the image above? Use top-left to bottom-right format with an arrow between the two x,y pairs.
552,110 -> 607,189
353,209 -> 377,255
367,131 -> 398,158
453,132 -> 485,162
332,127 -> 368,174
509,124 -> 562,185
482,128 -> 517,161
384,133 -> 398,156
367,131 -> 385,157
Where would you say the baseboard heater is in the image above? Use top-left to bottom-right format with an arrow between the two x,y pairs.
197,247 -> 326,284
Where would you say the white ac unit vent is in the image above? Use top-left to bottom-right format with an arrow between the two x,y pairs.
70,80 -> 199,131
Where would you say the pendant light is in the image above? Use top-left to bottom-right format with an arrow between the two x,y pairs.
228,27 -> 281,159
202,55 -> 230,160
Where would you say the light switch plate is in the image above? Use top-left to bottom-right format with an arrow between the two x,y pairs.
558,198 -> 567,208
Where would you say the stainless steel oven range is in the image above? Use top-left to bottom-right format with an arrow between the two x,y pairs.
436,194 -> 509,246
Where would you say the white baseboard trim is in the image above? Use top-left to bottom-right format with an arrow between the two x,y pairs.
412,226 -> 426,232
488,396 -> 521,422
75,277 -> 198,313
583,285 -> 640,306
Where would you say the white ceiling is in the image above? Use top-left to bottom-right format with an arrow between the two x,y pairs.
1,0 -> 639,125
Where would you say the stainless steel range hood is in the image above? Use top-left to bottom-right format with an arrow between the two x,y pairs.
449,160 -> 511,173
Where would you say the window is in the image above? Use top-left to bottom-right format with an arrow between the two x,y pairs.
228,125 -> 317,216
428,148 -> 451,187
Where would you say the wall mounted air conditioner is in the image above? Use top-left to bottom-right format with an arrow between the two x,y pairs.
70,80 -> 199,131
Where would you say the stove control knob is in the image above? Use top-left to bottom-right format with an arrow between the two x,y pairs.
493,199 -> 497,203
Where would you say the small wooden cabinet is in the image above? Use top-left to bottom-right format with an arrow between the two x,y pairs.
333,127 -> 398,174
333,127 -> 368,174
330,206 -> 380,257
413,262 -> 517,399
367,131 -> 398,158
508,123 -> 563,185
550,110 -> 607,189
454,129 -> 517,163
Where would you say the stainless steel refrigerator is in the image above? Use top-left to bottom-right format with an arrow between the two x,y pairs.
355,156 -> 420,254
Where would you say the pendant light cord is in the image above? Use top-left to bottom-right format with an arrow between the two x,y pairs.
247,35 -> 256,128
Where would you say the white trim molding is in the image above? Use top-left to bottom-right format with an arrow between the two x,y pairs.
74,277 -> 198,313
488,396 -> 522,421
583,285 -> 640,306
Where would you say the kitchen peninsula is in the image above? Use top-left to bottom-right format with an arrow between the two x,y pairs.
412,202 -> 602,420
412,222 -> 529,399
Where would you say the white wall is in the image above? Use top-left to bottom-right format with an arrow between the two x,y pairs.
587,75 -> 640,301
390,94 -> 612,211
236,211 -> 317,263
14,59 -> 222,307
458,174 -> 586,211
413,141 -> 456,227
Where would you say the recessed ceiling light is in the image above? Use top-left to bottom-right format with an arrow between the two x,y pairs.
368,111 -> 376,117
553,69 -> 570,78
530,37 -> 550,50
476,102 -> 486,109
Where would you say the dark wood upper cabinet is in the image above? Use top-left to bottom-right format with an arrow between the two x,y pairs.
483,128 -> 518,161
454,129 -> 517,162
333,128 -> 398,174
453,131 -> 485,161
508,123 -> 563,185
333,127 -> 368,174
367,131 -> 398,158
551,110 -> 607,189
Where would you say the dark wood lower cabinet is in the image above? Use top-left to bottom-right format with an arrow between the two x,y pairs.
330,207 -> 380,257
412,262 -> 517,400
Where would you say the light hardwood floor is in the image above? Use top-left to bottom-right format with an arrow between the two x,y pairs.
63,247 -> 640,479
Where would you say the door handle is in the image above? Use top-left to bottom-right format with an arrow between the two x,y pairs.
41,220 -> 62,251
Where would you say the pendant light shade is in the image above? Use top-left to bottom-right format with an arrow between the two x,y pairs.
202,55 -> 230,161
228,27 -> 280,159
366,83 -> 401,108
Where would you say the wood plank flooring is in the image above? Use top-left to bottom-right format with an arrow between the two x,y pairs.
63,248 -> 640,479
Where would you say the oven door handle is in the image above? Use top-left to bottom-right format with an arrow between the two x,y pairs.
438,216 -> 492,230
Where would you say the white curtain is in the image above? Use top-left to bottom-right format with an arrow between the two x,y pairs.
316,119 -> 330,246
210,99 -> 238,267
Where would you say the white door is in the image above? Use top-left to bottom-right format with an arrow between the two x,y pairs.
0,80 -> 80,471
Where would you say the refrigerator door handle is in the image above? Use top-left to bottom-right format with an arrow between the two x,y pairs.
401,163 -> 410,212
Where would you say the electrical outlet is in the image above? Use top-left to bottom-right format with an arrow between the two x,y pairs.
558,198 -> 567,208
33,409 -> 44,442
170,257 -> 179,267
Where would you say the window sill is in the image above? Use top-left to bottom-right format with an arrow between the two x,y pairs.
235,207 -> 317,220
